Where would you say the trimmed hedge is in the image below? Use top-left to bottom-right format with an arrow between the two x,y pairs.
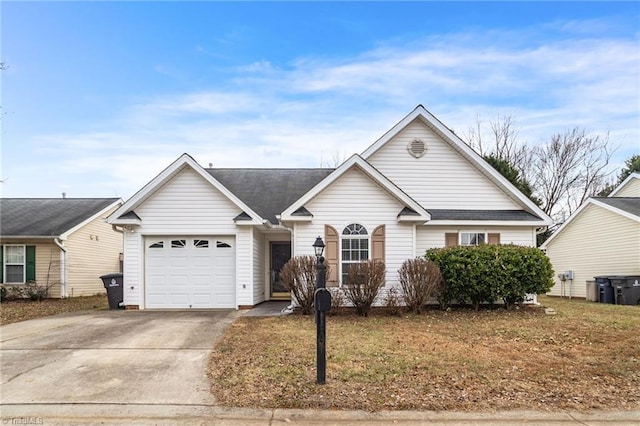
426,244 -> 554,310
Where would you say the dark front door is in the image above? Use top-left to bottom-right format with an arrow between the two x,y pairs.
270,242 -> 291,299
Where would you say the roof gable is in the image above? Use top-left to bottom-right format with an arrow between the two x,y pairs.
1,198 -> 121,238
361,105 -> 551,224
108,154 -> 263,226
609,172 -> 640,197
281,155 -> 430,222
541,197 -> 640,249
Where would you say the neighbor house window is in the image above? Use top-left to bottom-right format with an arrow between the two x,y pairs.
460,232 -> 486,246
341,224 -> 368,284
4,245 -> 26,283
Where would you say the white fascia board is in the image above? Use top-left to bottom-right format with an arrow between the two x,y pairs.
361,105 -> 552,225
398,215 -> 428,223
540,198 -> 639,249
108,153 -> 263,225
61,200 -> 123,239
280,154 -> 430,221
425,220 -> 550,227
609,172 -> 640,197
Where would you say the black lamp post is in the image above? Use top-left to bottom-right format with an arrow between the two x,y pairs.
312,236 -> 330,385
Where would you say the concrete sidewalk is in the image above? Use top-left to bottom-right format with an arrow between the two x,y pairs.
1,404 -> 638,425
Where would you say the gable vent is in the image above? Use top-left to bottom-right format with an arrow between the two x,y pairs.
407,138 -> 427,158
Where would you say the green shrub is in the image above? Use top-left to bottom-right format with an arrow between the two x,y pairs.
426,244 -> 554,310
343,260 -> 386,317
398,258 -> 443,313
0,286 -> 6,302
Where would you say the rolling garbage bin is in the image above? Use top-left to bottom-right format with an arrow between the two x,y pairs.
595,276 -> 615,304
100,273 -> 124,310
585,280 -> 597,302
610,276 -> 640,306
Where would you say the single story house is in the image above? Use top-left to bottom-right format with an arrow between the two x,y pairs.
1,197 -> 123,297
542,172 -> 640,299
108,105 -> 552,310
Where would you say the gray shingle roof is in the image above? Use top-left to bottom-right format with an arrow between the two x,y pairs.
207,169 -> 334,224
427,209 -> 542,221
594,197 -> 640,217
1,198 -> 119,237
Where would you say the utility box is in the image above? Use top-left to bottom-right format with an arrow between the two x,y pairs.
585,280 -> 597,302
595,276 -> 615,304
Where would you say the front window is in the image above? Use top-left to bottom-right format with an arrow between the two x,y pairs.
460,232 -> 486,246
4,245 -> 26,283
341,224 -> 368,284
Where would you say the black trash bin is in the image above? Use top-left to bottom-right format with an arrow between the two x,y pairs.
595,276 -> 615,304
610,276 -> 640,306
100,273 -> 124,310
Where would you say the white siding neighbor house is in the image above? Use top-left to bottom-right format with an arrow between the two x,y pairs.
0,198 -> 123,297
542,173 -> 640,300
108,105 -> 552,310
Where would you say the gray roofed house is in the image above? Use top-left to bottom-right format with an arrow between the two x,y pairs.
542,173 -> 640,300
107,106 -> 554,310
1,198 -> 120,237
1,198 -> 123,298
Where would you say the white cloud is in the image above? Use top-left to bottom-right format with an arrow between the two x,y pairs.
6,17 -> 638,198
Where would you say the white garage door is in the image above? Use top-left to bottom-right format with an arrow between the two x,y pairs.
144,236 -> 235,309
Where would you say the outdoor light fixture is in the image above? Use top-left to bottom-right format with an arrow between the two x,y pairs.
313,236 -> 330,384
313,236 -> 325,258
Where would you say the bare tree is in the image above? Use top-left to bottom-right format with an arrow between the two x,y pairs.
531,128 -> 614,221
465,114 -> 531,175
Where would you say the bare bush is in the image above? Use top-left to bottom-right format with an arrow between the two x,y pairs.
279,256 -> 317,315
398,258 -> 442,313
343,260 -> 386,317
384,286 -> 402,316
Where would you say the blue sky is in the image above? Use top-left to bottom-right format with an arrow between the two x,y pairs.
2,1 -> 639,199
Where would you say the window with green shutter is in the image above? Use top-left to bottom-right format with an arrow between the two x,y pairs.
1,245 -> 35,283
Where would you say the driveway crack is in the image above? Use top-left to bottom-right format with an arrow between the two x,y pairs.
2,363 -> 46,385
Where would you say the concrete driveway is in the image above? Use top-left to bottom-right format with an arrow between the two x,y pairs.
0,310 -> 238,405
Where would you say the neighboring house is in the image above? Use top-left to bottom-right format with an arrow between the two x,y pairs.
542,172 -> 640,299
108,105 -> 552,310
1,198 -> 123,297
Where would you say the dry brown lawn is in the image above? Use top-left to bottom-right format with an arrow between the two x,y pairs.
209,296 -> 640,412
0,294 -> 108,325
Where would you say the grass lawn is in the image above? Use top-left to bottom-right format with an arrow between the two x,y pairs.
209,296 -> 640,412
0,294 -> 109,325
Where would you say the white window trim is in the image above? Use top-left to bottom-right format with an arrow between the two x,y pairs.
459,232 -> 487,246
4,244 -> 26,284
340,224 -> 369,285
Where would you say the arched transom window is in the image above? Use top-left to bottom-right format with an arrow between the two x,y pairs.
341,224 -> 368,284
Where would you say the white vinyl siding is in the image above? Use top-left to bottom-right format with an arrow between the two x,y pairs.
64,205 -> 122,297
235,227 -> 253,306
135,167 -> 240,234
416,226 -> 535,254
299,167 -> 414,289
367,119 -> 521,210
545,203 -> 640,298
252,228 -> 266,304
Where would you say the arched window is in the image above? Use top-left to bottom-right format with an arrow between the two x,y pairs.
341,224 -> 368,284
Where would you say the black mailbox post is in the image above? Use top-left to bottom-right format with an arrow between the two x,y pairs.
313,236 -> 330,385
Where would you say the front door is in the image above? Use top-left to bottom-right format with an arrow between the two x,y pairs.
270,242 -> 291,299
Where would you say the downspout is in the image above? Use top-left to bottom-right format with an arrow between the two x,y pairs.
53,238 -> 67,298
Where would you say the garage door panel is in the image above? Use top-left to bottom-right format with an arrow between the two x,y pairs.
145,236 -> 235,309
